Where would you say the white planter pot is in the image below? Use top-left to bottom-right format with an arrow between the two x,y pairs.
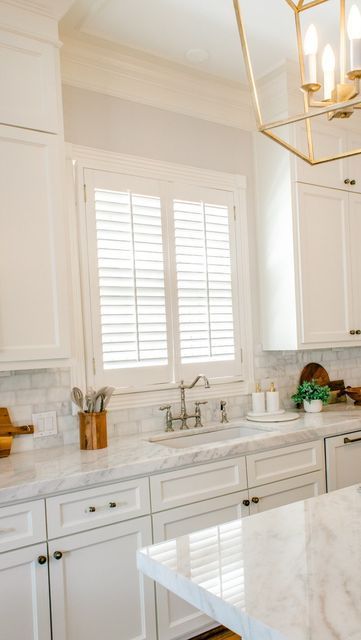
303,399 -> 323,413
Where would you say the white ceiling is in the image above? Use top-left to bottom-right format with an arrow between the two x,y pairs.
60,0 -> 357,83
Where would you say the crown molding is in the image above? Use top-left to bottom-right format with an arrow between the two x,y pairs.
60,36 -> 255,131
1,0 -> 74,19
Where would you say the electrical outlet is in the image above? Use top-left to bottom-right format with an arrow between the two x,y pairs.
32,411 -> 58,438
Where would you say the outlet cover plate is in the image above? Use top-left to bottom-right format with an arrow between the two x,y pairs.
32,411 -> 58,438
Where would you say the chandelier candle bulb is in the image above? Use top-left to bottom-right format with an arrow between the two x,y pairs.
266,382 -> 280,414
252,383 -> 266,414
322,44 -> 336,100
303,24 -> 318,86
348,4 -> 361,75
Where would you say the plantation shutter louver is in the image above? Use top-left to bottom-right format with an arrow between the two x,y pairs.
173,185 -> 241,380
84,170 -> 172,387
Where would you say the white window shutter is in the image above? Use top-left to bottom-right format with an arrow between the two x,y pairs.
172,185 -> 242,381
84,170 -> 172,388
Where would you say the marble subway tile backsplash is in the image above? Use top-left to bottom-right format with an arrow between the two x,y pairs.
1,345 -> 361,450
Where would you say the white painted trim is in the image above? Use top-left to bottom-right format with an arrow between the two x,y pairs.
71,144 -> 246,190
60,36 -> 254,130
0,1 -> 60,44
68,144 -> 254,409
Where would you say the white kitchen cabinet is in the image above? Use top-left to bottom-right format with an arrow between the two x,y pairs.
0,29 -> 61,133
246,440 -> 323,488
248,471 -> 325,515
48,516 -> 156,640
0,125 -> 70,366
152,491 -> 249,640
296,183 -> 355,345
295,124 -> 361,192
325,431 -> 361,491
0,542 -> 51,640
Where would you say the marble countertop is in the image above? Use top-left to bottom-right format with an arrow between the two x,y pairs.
138,483 -> 361,640
0,406 -> 361,505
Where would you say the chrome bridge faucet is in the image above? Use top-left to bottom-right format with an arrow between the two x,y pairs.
160,375 -> 210,432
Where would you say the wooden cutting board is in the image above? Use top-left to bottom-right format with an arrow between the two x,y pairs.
0,408 -> 33,457
299,363 -> 330,386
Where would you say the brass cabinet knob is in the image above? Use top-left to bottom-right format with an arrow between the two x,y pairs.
252,497 -> 260,504
356,330 -> 361,335
38,555 -> 47,565
350,179 -> 356,185
344,178 -> 350,184
350,329 -> 356,335
242,499 -> 250,507
109,502 -> 116,509
87,506 -> 96,513
53,551 -> 63,560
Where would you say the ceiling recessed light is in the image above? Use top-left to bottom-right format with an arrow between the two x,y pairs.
185,48 -> 209,64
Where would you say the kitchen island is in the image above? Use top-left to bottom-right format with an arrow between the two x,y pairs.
138,483 -> 361,640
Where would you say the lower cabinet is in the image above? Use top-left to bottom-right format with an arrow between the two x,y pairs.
0,542 -> 51,640
48,516 -> 156,640
248,471 -> 326,515
325,430 -> 361,491
152,491 -> 249,640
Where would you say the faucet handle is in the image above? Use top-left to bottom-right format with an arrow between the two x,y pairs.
159,404 -> 171,411
195,400 -> 208,406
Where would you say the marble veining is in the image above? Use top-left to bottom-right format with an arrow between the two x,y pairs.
0,408 -> 360,505
138,484 -> 361,640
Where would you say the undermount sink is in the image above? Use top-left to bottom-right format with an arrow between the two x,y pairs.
148,425 -> 270,449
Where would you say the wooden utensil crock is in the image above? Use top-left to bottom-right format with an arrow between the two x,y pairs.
79,411 -> 107,450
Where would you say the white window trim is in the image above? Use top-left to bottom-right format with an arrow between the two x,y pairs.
67,144 -> 254,410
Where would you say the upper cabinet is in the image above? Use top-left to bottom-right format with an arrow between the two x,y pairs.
0,29 -> 62,134
0,126 -> 70,365
0,10 -> 70,369
295,124 -> 361,192
256,123 -> 361,351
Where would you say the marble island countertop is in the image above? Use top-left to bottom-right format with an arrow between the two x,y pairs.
0,405 -> 361,505
138,483 -> 361,640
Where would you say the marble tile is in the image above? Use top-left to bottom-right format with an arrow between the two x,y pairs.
138,484 -> 361,640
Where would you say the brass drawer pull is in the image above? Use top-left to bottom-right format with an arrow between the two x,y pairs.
344,436 -> 361,444
87,506 -> 96,513
252,496 -> 260,504
38,555 -> 47,565
242,499 -> 250,507
109,502 -> 116,509
53,551 -> 63,560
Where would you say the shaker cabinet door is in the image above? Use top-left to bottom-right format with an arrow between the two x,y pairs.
296,183 -> 355,345
0,125 -> 70,365
49,516 -> 156,640
0,543 -> 51,640
153,491 -> 249,640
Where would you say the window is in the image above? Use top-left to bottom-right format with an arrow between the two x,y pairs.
82,166 -> 247,390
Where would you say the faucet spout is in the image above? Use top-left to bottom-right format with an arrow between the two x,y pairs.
183,375 -> 210,390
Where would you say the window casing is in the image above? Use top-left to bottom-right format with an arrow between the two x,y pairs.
79,159 -> 250,395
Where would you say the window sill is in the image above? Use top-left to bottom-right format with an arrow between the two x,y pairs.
107,379 -> 251,412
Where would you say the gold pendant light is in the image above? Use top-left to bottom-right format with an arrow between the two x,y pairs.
233,0 -> 361,164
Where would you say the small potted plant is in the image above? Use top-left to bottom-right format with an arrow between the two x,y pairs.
291,379 -> 331,413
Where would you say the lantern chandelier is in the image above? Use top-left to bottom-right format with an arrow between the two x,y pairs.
233,0 -> 361,164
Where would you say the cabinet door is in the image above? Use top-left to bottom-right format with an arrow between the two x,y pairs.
49,516 -> 156,640
295,123 -> 346,189
296,183 -> 354,345
0,30 -> 60,133
248,471 -> 325,515
0,125 -> 69,365
346,132 -> 361,192
153,491 -> 249,640
348,192 -> 361,338
0,542 -> 51,640
325,431 -> 361,491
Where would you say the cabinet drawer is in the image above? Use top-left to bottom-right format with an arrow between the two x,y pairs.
246,441 -> 323,488
150,458 -> 247,512
46,478 -> 150,538
0,500 -> 46,553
